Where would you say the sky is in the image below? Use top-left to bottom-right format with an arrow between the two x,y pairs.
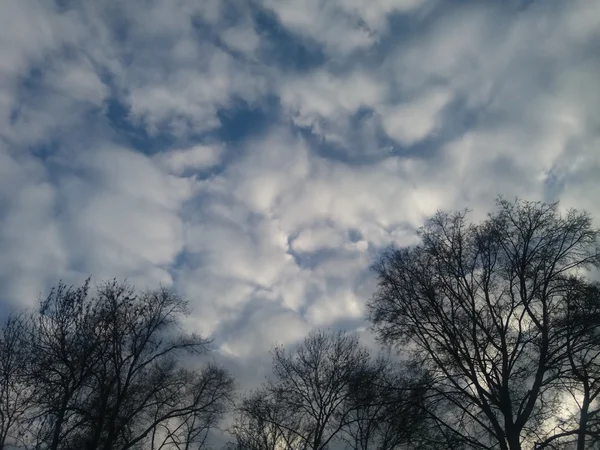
1,0 -> 600,394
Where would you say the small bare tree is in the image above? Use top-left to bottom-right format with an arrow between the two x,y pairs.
149,364 -> 235,450
342,359 -> 434,450
239,330 -> 372,450
234,391 -> 305,450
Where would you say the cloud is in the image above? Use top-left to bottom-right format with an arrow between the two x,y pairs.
221,23 -> 261,54
291,225 -> 347,253
1,1 -> 600,440
219,301 -> 310,359
262,0 -> 430,55
0,140 -> 194,308
379,88 -> 452,146
154,144 -> 223,175
0,148 -> 67,307
59,146 -> 191,275
279,70 -> 387,149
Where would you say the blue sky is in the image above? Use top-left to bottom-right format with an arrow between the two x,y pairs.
1,0 -> 600,388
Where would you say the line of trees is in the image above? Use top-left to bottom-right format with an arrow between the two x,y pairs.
1,199 -> 599,450
231,199 -> 600,450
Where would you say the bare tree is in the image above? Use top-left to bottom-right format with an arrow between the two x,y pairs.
149,364 -> 235,450
71,281 -> 234,450
0,314 -> 35,449
368,199 -> 600,450
342,358 -> 434,450
26,278 -> 102,450
1,279 -> 234,450
239,330 -> 373,450
545,280 -> 600,450
233,391 -> 305,450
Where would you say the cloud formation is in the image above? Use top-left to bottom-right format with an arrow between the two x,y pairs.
1,0 -> 599,404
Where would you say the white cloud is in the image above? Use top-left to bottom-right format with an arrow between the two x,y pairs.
124,44 -> 270,135
165,127 -> 452,349
305,289 -> 364,326
0,148 -> 67,308
0,139 -> 197,309
48,59 -> 108,106
0,1 -> 90,145
379,88 -> 452,145
220,304 -> 310,358
279,70 -> 387,147
0,1 -> 81,78
56,146 -> 193,283
221,24 -> 261,54
292,225 -> 346,253
263,0 -> 430,55
1,1 -> 600,436
154,144 -> 223,175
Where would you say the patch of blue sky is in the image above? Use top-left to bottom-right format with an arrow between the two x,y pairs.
252,7 -> 327,73
104,96 -> 183,155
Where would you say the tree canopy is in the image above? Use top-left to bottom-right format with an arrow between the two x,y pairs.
368,199 -> 600,450
0,280 -> 234,450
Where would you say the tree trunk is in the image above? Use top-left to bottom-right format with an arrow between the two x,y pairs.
506,431 -> 521,450
50,400 -> 68,450
577,392 -> 590,450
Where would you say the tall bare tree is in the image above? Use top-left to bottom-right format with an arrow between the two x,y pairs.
368,199 -> 600,450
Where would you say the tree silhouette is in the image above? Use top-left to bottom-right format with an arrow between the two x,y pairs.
235,330 -> 432,450
342,358 -> 440,450
368,199 -> 600,450
0,313 -> 35,448
549,281 -> 600,450
239,331 -> 373,450
233,390 -> 305,450
5,196 -> 600,450
0,279 -> 234,450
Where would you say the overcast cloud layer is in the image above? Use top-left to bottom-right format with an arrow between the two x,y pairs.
1,0 -> 600,388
